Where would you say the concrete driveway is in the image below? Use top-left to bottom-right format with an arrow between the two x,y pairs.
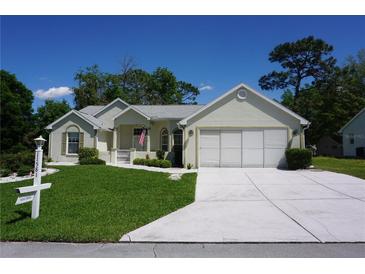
121,168 -> 365,243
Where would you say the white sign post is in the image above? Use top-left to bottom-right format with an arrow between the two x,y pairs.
15,136 -> 52,219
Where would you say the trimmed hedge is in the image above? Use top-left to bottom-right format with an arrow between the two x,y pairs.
285,148 -> 312,170
79,158 -> 106,165
78,148 -> 99,160
17,165 -> 33,176
133,158 -> 172,168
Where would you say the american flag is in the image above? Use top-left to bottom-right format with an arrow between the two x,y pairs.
138,129 -> 146,145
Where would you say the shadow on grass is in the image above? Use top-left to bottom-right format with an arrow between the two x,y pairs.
6,210 -> 31,224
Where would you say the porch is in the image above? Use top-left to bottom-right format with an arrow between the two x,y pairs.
109,114 -> 183,166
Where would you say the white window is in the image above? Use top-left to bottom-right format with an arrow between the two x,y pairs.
68,132 -> 80,154
133,128 -> 147,151
160,128 -> 169,152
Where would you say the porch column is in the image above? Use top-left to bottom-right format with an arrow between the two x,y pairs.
146,131 -> 151,153
113,128 -> 118,149
111,127 -> 118,164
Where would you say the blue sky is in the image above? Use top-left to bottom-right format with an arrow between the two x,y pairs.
1,16 -> 364,111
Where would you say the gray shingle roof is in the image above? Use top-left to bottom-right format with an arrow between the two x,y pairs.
132,105 -> 205,120
79,105 -> 105,115
77,104 -> 204,130
77,110 -> 108,130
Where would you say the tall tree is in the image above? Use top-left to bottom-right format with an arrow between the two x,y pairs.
0,70 -> 34,152
259,36 -> 337,98
34,100 -> 71,148
73,65 -> 107,109
73,64 -> 200,106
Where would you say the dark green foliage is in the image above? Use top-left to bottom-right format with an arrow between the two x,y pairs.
17,166 -> 33,176
73,64 -> 200,109
79,158 -> 106,165
0,70 -> 34,152
133,158 -> 172,168
34,100 -> 71,152
285,148 -> 312,170
156,150 -> 165,160
78,148 -> 99,160
0,165 -> 197,242
259,36 -> 336,98
133,158 -> 145,165
160,160 -> 172,168
0,152 -> 35,172
0,169 -> 11,177
260,39 -> 365,145
187,163 -> 193,170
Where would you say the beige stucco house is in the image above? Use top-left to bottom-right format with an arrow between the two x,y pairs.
46,83 -> 310,168
339,107 -> 365,157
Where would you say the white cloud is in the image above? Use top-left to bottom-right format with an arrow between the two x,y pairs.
35,86 -> 73,99
199,84 -> 214,91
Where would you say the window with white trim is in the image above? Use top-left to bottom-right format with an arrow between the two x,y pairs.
160,128 -> 169,152
68,132 -> 80,154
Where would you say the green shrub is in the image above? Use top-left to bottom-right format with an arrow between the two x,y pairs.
187,163 -> 193,170
0,151 -> 35,171
285,148 -> 312,170
79,158 -> 106,165
145,154 -> 150,160
0,168 -> 11,177
160,160 -> 172,168
132,158 -> 172,168
78,148 -> 99,161
156,150 -> 165,160
133,158 -> 144,165
17,165 -> 33,176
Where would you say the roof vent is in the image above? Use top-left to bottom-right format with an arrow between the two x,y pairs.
237,88 -> 247,100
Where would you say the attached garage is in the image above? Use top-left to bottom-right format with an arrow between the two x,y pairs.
199,128 -> 288,168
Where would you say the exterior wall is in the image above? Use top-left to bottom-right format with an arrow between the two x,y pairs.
183,90 -> 303,168
115,109 -> 150,126
95,100 -> 128,129
118,125 -> 134,149
342,111 -> 365,156
97,130 -> 112,151
49,113 -> 96,162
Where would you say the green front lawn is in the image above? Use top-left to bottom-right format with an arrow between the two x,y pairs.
312,156 -> 365,180
0,166 -> 196,242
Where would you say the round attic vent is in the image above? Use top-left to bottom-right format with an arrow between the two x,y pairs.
237,88 -> 247,100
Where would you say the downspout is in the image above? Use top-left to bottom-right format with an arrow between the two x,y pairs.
301,122 -> 311,148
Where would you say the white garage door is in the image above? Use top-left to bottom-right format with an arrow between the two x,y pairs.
199,128 -> 287,168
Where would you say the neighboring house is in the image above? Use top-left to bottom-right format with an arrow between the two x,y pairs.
338,107 -> 365,157
316,135 -> 342,157
46,83 -> 309,168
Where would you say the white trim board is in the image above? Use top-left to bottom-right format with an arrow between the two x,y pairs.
178,83 -> 310,126
45,110 -> 101,130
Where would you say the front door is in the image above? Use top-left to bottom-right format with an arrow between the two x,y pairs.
173,129 -> 183,167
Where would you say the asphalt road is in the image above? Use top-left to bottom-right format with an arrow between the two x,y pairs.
1,242 -> 365,258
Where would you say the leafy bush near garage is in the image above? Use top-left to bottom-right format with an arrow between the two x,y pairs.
285,148 -> 312,170
79,158 -> 106,165
133,158 -> 172,168
78,148 -> 99,161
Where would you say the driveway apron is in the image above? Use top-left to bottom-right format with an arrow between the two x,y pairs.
121,168 -> 365,242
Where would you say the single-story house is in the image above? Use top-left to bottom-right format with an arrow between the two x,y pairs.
338,107 -> 365,157
46,83 -> 310,168
316,135 -> 342,157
